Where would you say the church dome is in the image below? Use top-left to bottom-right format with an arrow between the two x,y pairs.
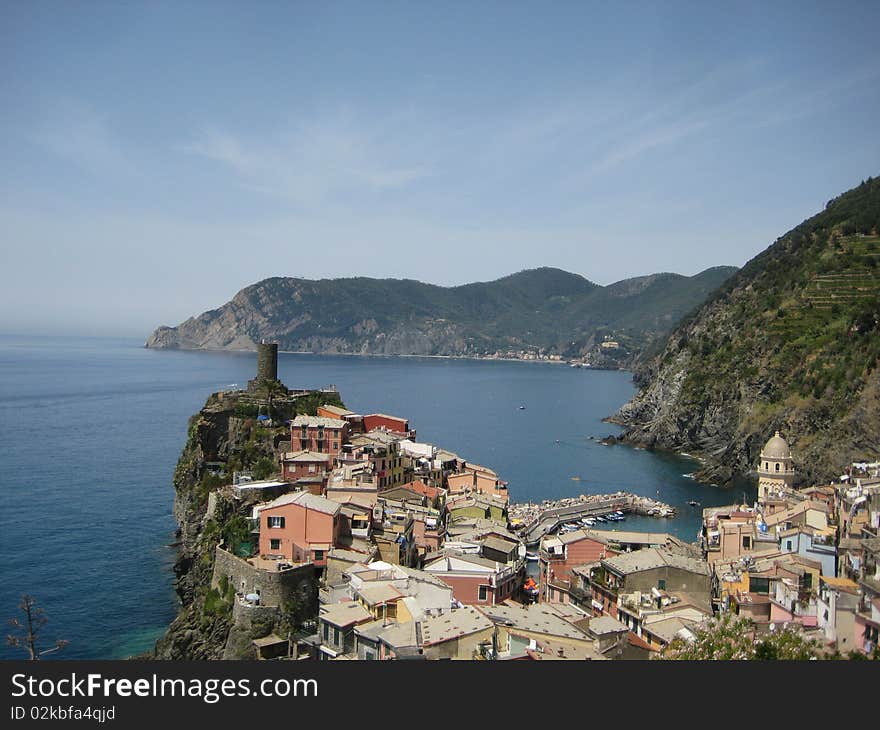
761,431 -> 791,459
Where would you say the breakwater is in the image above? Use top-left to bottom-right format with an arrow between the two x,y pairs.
510,492 -> 676,546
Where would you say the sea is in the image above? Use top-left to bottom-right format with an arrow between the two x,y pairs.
0,335 -> 755,660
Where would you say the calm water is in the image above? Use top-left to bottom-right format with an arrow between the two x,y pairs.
0,335 -> 754,659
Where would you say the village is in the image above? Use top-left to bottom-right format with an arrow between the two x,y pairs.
207,345 -> 880,660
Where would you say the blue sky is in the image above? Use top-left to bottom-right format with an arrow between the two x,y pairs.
2,1 -> 879,336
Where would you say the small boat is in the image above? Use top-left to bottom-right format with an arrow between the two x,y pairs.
518,405 -> 526,410
525,552 -> 539,562
688,500 -> 701,507
570,476 -> 582,481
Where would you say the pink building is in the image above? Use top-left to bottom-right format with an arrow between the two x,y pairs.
446,464 -> 509,503
854,597 -> 880,654
280,450 -> 333,485
255,491 -> 343,568
423,553 -> 521,606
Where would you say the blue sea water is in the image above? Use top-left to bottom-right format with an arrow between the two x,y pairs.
0,335 -> 754,659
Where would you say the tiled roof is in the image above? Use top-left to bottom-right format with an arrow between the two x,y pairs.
258,490 -> 341,516
420,607 -> 492,646
319,601 -> 372,628
602,547 -> 709,577
479,604 -> 590,640
292,415 -> 348,428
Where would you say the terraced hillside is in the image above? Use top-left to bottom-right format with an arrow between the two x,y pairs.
613,177 -> 880,486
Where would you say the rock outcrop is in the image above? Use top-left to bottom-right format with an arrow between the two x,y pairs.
153,387 -> 342,659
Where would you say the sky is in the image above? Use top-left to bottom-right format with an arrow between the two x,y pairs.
2,1 -> 880,337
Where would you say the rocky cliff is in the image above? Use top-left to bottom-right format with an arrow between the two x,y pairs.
153,387 -> 343,659
611,177 -> 880,486
145,266 -> 737,362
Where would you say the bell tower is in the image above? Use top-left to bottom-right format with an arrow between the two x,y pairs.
757,431 -> 795,501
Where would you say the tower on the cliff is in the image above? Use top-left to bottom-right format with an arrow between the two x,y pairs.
757,431 -> 795,501
256,341 -> 279,382
247,340 -> 280,392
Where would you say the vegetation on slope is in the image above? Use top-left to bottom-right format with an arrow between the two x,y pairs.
616,177 -> 880,485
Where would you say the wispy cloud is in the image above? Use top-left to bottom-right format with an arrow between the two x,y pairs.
588,118 -> 710,175
575,69 -> 784,179
181,115 -> 430,205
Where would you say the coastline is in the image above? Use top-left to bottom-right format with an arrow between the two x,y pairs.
145,342 -> 632,371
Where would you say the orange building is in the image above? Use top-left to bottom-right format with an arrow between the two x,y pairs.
255,491 -> 343,569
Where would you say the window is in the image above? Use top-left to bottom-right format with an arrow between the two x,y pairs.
478,585 -> 489,601
268,516 -> 285,529
323,623 -> 329,641
333,628 -> 340,645
786,540 -> 792,551
308,464 -> 316,473
775,463 -> 780,472
270,539 -> 281,551
742,536 -> 751,549
657,579 -> 666,591
314,550 -> 324,561
749,577 -> 770,594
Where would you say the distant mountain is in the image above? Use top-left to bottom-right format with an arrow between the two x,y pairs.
145,265 -> 738,362
612,177 -> 880,485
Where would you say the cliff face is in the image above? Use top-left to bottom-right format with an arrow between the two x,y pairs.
145,266 -> 737,361
153,388 -> 342,659
612,177 -> 880,486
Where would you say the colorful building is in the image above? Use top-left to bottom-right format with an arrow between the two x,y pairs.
290,415 -> 350,457
254,491 -> 343,569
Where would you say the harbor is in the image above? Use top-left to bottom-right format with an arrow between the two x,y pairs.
509,491 -> 677,547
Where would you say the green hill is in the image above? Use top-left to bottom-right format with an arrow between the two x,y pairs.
612,177 -> 880,485
145,266 -> 736,362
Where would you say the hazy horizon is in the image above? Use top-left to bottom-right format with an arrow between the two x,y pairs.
3,1 -> 879,337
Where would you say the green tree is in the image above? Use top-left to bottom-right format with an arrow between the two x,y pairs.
664,615 -> 823,660
251,456 -> 277,481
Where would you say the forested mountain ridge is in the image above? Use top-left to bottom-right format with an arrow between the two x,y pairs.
611,177 -> 880,486
146,266 -> 737,363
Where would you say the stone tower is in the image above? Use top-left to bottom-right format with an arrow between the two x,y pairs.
757,431 -> 795,501
247,341 -> 280,392
256,341 -> 278,382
